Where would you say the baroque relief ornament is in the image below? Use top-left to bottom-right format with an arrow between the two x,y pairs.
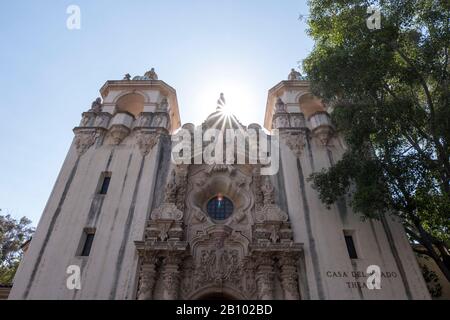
73,129 -> 98,155
256,176 -> 288,223
282,132 -> 306,158
136,131 -> 159,156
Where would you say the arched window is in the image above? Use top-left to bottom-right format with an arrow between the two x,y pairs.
207,195 -> 234,220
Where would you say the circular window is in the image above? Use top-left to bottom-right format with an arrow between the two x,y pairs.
207,195 -> 234,220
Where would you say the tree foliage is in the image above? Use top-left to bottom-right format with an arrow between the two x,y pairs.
303,0 -> 450,280
0,210 -> 34,285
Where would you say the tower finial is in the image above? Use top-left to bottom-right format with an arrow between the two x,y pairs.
217,93 -> 226,110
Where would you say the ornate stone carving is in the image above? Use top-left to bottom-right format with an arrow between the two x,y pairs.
93,112 -> 111,128
74,129 -> 98,155
160,254 -> 184,300
80,112 -> 96,127
255,204 -> 289,223
273,115 -> 289,129
150,203 -> 183,221
253,168 -> 264,211
165,169 -> 178,203
108,125 -> 130,145
255,176 -> 288,223
206,164 -> 235,175
136,113 -> 152,128
136,131 -> 159,156
313,126 -> 334,147
282,132 -> 306,158
175,166 -> 188,211
260,176 -> 275,205
254,255 -> 275,300
137,259 -> 157,300
290,114 -> 305,128
194,249 -> 242,288
145,166 -> 188,242
279,255 -> 301,300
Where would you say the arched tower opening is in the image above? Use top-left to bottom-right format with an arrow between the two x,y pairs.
115,92 -> 145,117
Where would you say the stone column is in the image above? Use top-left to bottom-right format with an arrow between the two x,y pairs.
161,254 -> 183,300
137,256 -> 157,300
255,255 -> 275,300
279,255 -> 300,300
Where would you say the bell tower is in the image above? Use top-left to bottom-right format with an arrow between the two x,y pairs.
262,69 -> 429,300
10,69 -> 182,299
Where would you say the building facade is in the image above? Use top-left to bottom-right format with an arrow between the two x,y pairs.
9,70 -> 430,300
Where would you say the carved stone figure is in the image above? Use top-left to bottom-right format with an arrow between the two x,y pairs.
275,97 -> 286,113
144,68 -> 158,80
260,176 -> 275,205
123,73 -> 131,80
90,97 -> 102,113
288,68 -> 302,81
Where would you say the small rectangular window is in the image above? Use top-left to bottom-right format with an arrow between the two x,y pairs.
344,232 -> 358,259
98,173 -> 111,195
80,230 -> 95,257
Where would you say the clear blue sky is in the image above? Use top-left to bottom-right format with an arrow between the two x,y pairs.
0,0 -> 313,226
